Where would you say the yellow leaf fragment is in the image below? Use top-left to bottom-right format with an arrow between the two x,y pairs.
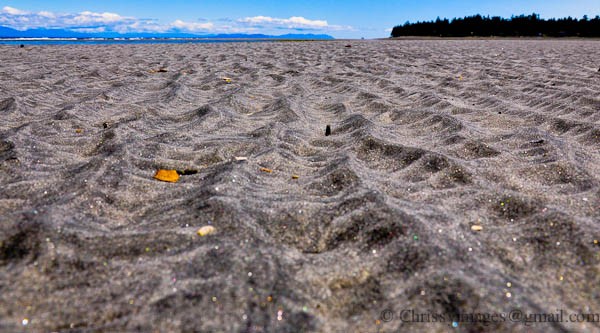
154,169 -> 180,183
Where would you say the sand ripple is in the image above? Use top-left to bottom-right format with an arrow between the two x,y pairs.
1,40 -> 599,332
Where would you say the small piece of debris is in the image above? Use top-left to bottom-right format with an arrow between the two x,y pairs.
260,167 -> 273,173
154,169 -> 180,183
197,225 -> 217,237
234,156 -> 248,161
19,44 -> 25,48
75,128 -> 83,134
149,68 -> 168,73
176,169 -> 199,176
102,122 -> 109,129
291,175 -> 300,179
471,225 -> 483,231
530,139 -> 544,144
325,125 -> 331,136
222,77 -> 232,83
345,44 -> 352,48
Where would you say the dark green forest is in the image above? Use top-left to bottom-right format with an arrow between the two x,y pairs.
391,13 -> 600,37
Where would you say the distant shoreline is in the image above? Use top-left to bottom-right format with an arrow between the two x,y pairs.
0,37 -> 334,45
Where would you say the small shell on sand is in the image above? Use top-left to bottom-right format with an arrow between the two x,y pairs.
197,225 -> 216,237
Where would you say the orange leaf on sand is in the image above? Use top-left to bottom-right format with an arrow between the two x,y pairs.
260,167 -> 273,173
154,169 -> 180,183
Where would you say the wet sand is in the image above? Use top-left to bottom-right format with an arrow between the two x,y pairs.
1,40 -> 599,332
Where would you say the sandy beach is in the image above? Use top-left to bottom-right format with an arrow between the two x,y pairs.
1,40 -> 599,332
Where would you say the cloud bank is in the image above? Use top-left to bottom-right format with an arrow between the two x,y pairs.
0,6 -> 351,34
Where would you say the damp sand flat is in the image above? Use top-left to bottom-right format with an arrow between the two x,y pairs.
1,40 -> 599,332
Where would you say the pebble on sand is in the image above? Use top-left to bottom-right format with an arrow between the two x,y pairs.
153,169 -> 180,183
471,225 -> 483,231
197,225 -> 217,237
292,175 -> 300,179
325,125 -> 331,136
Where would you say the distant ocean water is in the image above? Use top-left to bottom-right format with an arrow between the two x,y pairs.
0,38 -> 278,45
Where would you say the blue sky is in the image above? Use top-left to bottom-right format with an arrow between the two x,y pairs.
1,0 -> 598,38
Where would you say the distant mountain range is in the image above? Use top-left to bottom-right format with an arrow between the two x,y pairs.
0,26 -> 334,39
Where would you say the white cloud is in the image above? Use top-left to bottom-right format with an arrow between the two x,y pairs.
239,16 -> 328,29
73,11 -> 128,24
171,19 -> 214,31
0,7 -> 157,32
2,6 -> 28,15
38,11 -> 56,19
0,6 -> 351,35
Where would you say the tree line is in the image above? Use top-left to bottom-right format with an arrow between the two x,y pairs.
391,13 -> 600,37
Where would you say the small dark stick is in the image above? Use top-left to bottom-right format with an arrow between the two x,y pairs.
176,169 -> 199,176
325,125 -> 331,136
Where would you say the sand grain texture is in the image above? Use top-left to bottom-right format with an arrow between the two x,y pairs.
1,40 -> 599,332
